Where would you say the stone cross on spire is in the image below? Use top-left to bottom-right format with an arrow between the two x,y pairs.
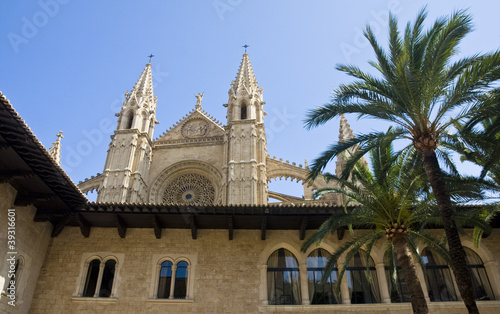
48,131 -> 63,165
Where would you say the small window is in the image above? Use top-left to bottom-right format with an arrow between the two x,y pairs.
83,259 -> 100,297
464,247 -> 495,300
82,258 -> 116,298
307,249 -> 339,304
422,248 -> 457,302
174,261 -> 188,298
157,260 -> 189,299
241,105 -> 247,120
346,251 -> 381,304
122,111 -> 134,129
267,248 -> 301,305
157,261 -> 173,298
99,260 -> 116,297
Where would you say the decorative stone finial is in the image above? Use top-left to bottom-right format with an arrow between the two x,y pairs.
195,92 -> 204,110
49,131 -> 63,165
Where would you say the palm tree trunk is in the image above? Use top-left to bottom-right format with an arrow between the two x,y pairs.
421,150 -> 479,314
392,235 -> 428,314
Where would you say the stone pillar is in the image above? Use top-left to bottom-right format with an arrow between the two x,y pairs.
375,262 -> 391,303
299,263 -> 310,305
93,263 -> 105,297
169,264 -> 177,299
339,262 -> 351,304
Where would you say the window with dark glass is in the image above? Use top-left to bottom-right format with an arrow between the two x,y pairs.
99,260 -> 116,297
384,252 -> 410,303
346,251 -> 381,304
307,249 -> 339,304
422,248 -> 457,302
157,261 -> 172,298
267,248 -> 301,305
157,260 -> 189,299
174,261 -> 188,298
83,259 -> 100,297
464,247 -> 495,300
82,258 -> 116,298
241,105 -> 247,119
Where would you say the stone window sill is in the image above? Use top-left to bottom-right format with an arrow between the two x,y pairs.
71,297 -> 118,303
147,298 -> 194,304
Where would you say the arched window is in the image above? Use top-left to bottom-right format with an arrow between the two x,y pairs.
384,252 -> 410,303
123,111 -> 134,129
99,260 -> 116,297
157,261 -> 172,298
346,251 -> 381,303
174,261 -> 188,298
267,248 -> 301,305
307,249 -> 338,304
83,259 -> 100,297
157,260 -> 189,299
82,258 -> 116,298
464,247 -> 495,300
241,105 -> 247,120
422,248 -> 457,301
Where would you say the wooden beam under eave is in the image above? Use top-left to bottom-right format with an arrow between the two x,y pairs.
299,216 -> 308,240
51,213 -> 75,237
153,215 -> 162,239
79,214 -> 91,238
228,216 -> 234,240
261,216 -> 267,240
14,192 -> 55,206
0,170 -> 35,183
116,214 -> 127,238
189,214 -> 197,240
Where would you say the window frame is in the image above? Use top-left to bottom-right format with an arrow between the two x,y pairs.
76,254 -> 122,299
150,254 -> 196,302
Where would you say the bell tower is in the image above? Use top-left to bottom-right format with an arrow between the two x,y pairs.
97,62 -> 157,203
223,53 -> 268,204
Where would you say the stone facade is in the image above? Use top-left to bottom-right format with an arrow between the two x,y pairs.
0,183 -> 53,314
29,226 -> 500,313
80,53 -> 340,206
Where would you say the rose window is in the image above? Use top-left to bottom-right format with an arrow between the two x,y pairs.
162,173 -> 215,204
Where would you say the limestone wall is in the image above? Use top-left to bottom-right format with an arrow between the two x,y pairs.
0,183 -> 53,314
29,225 -> 500,313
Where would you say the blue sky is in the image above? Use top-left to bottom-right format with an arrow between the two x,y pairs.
1,1 -> 500,199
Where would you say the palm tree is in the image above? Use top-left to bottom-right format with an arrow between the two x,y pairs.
304,8 -> 500,313
302,141 -> 442,314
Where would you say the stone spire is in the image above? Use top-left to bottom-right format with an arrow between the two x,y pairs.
48,131 -> 63,165
231,53 -> 259,94
336,114 -> 367,177
338,114 -> 354,142
129,62 -> 154,98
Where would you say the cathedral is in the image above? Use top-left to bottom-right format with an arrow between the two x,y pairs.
1,53 -> 500,313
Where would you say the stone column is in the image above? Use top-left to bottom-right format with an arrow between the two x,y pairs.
169,264 -> 177,299
339,262 -> 351,304
375,262 -> 391,303
93,263 -> 105,297
299,263 -> 310,305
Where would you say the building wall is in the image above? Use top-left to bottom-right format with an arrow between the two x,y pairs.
0,183 -> 53,314
29,225 -> 500,313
